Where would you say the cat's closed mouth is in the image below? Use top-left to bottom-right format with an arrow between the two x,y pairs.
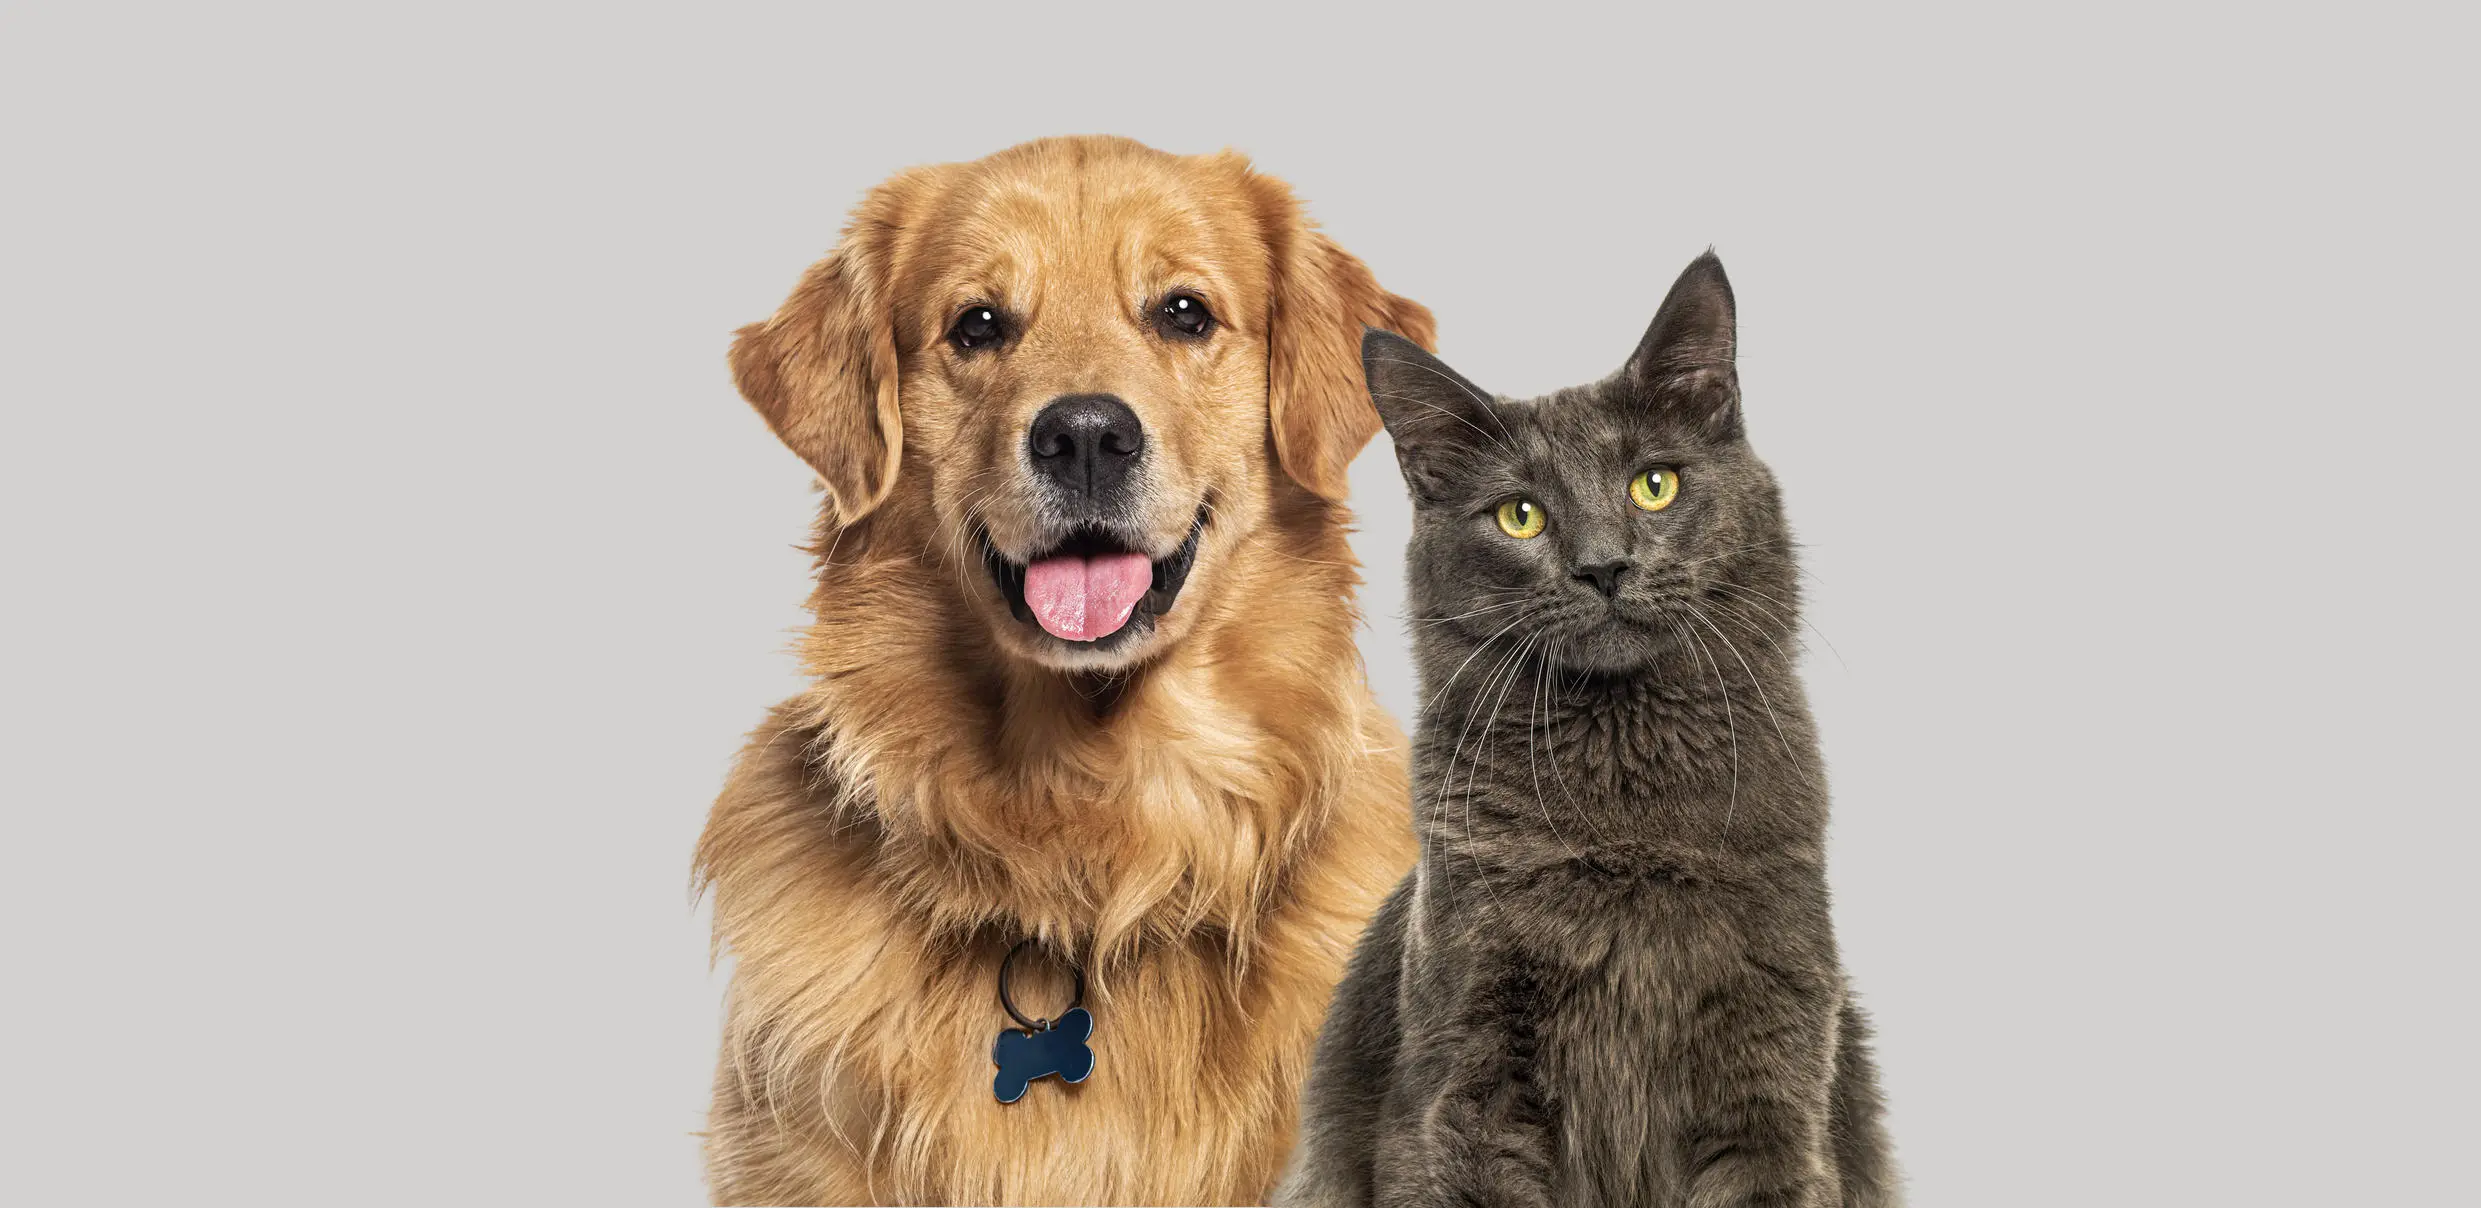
981,508 -> 1206,645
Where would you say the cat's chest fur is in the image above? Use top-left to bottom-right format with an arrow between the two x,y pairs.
1401,676 -> 1836,1202
1422,860 -> 1788,1202
1536,879 -> 1731,1199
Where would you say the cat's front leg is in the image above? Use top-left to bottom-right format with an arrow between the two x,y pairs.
1371,959 -> 1561,1208
1371,1074 -> 1557,1208
1674,964 -> 1842,1208
1679,1094 -> 1832,1208
1277,880 -> 1418,1208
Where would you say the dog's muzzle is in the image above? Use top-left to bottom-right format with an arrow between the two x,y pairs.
982,509 -> 1206,645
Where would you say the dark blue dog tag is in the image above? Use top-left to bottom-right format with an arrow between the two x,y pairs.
992,1007 -> 1095,1104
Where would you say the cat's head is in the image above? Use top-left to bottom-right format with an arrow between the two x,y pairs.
1365,252 -> 1795,679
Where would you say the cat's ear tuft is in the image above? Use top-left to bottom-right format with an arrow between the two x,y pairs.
1362,328 -> 1497,501
1625,249 -> 1741,439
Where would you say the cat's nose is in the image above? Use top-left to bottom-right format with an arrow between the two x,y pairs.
1572,558 -> 1633,598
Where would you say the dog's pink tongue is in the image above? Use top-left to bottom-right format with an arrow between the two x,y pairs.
1023,552 -> 1154,642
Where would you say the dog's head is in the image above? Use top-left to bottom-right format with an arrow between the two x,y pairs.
731,136 -> 1433,673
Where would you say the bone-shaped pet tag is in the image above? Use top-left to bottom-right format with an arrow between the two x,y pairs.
992,1006 -> 1095,1104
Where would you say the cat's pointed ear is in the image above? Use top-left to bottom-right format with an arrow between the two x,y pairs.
1362,328 -> 1499,500
1625,250 -> 1741,439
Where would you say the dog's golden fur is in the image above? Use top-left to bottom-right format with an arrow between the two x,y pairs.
696,136 -> 1433,1204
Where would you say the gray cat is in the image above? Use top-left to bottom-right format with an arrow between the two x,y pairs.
1277,253 -> 1896,1208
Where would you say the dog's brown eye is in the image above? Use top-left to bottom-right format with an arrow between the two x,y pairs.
1158,293 -> 1213,339
951,306 -> 1006,351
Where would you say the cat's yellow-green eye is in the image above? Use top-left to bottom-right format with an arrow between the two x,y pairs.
1495,498 -> 1546,539
1630,466 -> 1681,512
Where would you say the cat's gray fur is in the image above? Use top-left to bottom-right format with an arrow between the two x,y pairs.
1276,254 -> 1896,1208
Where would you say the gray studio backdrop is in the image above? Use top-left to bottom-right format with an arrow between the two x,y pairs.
4,7 -> 2472,1205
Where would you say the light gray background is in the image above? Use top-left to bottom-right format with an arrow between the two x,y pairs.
4,7 -> 2472,1205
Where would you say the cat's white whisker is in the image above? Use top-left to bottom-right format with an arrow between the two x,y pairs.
1422,613 -> 1539,914
1523,637 -> 1590,868
1674,617 -> 1741,841
1457,630 -> 1539,919
1687,602 -> 1809,785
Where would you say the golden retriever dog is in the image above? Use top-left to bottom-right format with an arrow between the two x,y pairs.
695,135 -> 1434,1205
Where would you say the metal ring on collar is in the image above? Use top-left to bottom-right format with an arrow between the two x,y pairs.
997,938 -> 1086,1032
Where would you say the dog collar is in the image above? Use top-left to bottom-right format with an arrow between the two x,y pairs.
992,939 -> 1095,1104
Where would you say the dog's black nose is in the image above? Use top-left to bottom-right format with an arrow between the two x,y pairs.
1572,558 -> 1633,598
1028,394 -> 1143,501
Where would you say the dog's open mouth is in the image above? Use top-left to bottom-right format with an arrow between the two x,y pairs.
983,510 -> 1207,644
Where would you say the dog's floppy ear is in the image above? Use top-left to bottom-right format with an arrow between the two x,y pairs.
729,225 -> 904,526
1248,172 -> 1437,501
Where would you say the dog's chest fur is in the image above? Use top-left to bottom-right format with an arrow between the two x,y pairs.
701,697 -> 1411,1205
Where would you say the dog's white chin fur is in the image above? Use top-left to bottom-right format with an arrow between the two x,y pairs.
1012,626 -> 1164,674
